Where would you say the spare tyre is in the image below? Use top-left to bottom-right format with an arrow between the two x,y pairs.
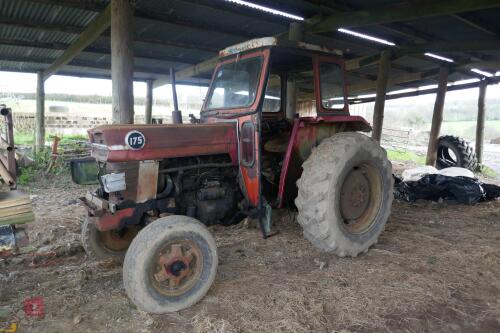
436,135 -> 478,171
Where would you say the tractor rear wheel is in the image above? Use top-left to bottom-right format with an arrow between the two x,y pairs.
295,132 -> 393,257
81,217 -> 138,260
123,215 -> 218,313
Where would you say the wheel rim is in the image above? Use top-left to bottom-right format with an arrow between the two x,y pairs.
98,226 -> 139,252
151,239 -> 203,297
339,162 -> 383,234
438,146 -> 458,167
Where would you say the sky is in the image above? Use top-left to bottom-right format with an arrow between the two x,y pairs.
0,71 -> 498,106
0,71 -> 208,101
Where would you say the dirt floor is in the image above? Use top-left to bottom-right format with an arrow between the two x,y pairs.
1,167 -> 499,333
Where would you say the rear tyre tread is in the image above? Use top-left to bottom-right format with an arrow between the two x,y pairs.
436,135 -> 478,171
295,132 -> 393,257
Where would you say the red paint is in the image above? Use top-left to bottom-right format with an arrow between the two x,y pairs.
277,117 -> 300,208
23,297 -> 45,318
203,49 -> 271,209
238,114 -> 261,207
276,115 -> 371,208
95,208 -> 135,231
84,45 -> 375,220
300,115 -> 371,130
89,123 -> 238,163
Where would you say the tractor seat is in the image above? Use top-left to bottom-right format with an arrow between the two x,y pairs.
264,134 -> 290,153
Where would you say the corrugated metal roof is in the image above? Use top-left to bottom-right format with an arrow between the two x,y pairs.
0,0 -> 498,99
0,0 -> 97,27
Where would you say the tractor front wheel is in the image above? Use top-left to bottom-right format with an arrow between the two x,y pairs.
123,215 -> 218,314
81,217 -> 138,260
295,132 -> 393,257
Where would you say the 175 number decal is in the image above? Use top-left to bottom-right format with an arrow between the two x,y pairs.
125,130 -> 146,150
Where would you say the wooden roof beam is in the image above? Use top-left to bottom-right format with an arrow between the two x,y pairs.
42,5 -> 111,79
0,18 -> 220,53
351,76 -> 500,103
398,39 -> 500,55
27,0 -> 271,40
451,13 -> 499,35
0,55 -> 177,77
348,57 -> 500,94
0,37 -> 201,65
153,57 -> 219,88
0,16 -> 82,34
348,68 -> 442,93
308,0 -> 500,33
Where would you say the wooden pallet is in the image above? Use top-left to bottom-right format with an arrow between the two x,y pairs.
0,190 -> 35,225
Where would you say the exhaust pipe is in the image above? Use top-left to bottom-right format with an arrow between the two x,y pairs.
170,68 -> 182,124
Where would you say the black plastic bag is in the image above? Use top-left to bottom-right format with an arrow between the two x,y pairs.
394,174 -> 500,204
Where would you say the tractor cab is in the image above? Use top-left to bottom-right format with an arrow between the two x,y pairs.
199,37 -> 370,213
202,37 -> 350,121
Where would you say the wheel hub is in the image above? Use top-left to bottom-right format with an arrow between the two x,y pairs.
151,240 -> 203,296
99,226 -> 139,252
339,163 -> 383,234
340,169 -> 371,221
169,261 -> 187,277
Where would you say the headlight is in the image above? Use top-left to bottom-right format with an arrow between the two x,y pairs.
101,172 -> 126,193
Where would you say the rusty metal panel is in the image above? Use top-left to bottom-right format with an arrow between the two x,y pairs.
89,123 -> 238,163
136,160 -> 159,203
106,162 -> 140,201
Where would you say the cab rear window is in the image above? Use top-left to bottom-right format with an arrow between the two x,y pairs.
320,62 -> 345,110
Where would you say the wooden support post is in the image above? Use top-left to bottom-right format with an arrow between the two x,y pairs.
426,66 -> 449,166
475,79 -> 487,165
111,0 -> 134,124
3,109 -> 15,178
372,50 -> 391,142
35,71 -> 45,154
145,80 -> 153,124
0,159 -> 15,188
289,22 -> 303,42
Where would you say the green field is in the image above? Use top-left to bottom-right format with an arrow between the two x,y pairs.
387,149 -> 426,165
14,132 -> 88,145
431,120 -> 500,141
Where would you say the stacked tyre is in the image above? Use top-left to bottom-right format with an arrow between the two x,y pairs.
436,135 -> 478,171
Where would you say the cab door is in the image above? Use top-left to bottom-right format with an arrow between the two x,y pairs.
236,49 -> 270,210
201,48 -> 270,212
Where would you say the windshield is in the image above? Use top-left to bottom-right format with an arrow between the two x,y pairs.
206,56 -> 263,110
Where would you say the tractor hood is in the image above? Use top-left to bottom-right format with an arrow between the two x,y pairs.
88,123 -> 238,163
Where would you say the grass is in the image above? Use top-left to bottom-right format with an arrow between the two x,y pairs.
387,149 -> 426,165
14,132 -> 88,146
16,148 -> 67,185
387,149 -> 498,179
480,165 -> 498,179
435,120 -> 500,141
14,132 -> 35,145
12,132 -> 88,185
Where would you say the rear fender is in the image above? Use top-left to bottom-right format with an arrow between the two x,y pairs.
276,116 -> 371,208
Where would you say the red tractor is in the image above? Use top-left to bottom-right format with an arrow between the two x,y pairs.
77,37 -> 393,313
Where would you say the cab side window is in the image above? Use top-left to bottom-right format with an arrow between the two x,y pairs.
289,63 -> 316,117
262,74 -> 281,113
